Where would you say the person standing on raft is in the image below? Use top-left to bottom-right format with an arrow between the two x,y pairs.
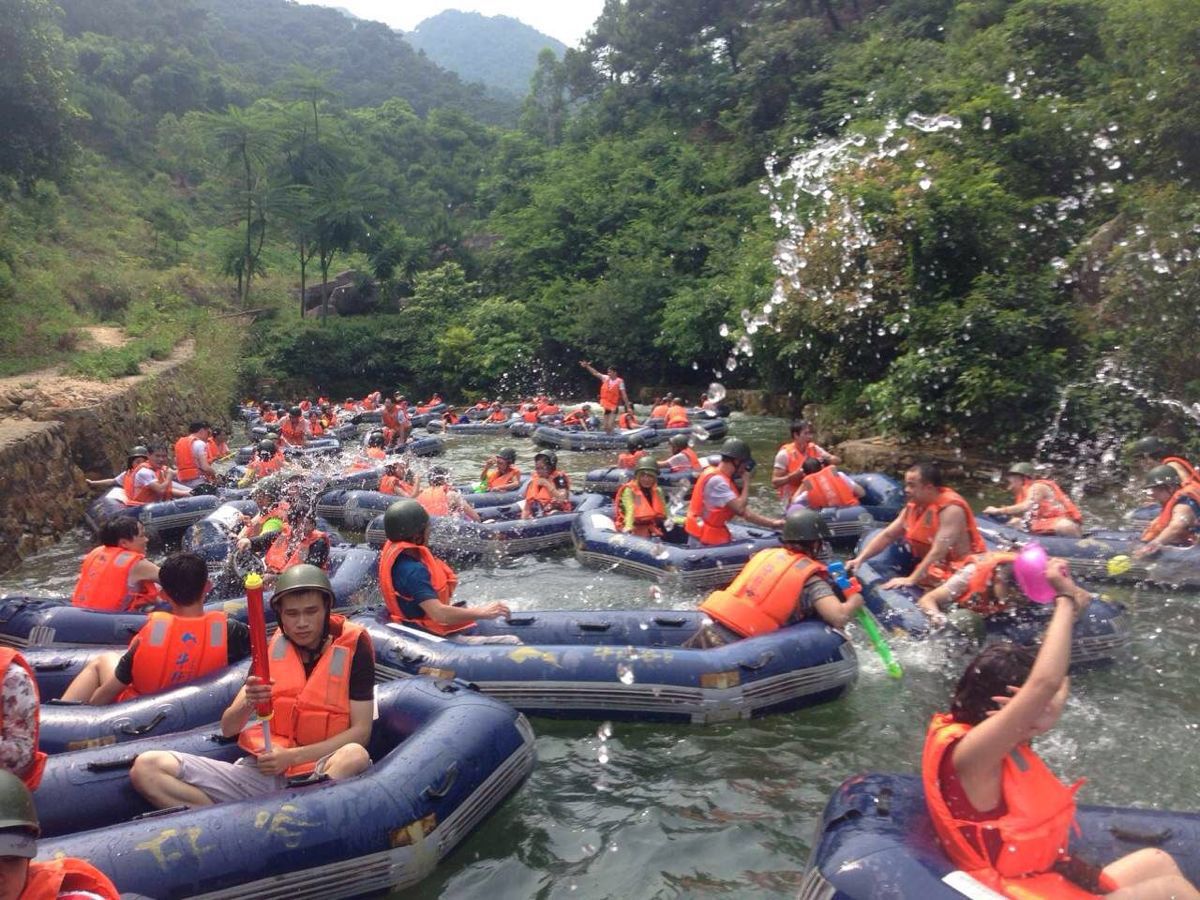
686,510 -> 862,648
982,462 -> 1083,537
579,361 -> 630,434
847,461 -> 985,588
685,438 -> 784,546
923,557 -> 1198,898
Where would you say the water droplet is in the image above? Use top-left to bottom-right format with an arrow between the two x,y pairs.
617,664 -> 635,685
982,116 -> 992,130
919,177 -> 933,191
597,721 -> 613,740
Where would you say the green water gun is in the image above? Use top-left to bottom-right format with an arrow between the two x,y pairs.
827,560 -> 903,679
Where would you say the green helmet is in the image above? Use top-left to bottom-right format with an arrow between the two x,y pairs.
1006,462 -> 1036,478
782,509 -> 832,543
0,769 -> 39,836
127,445 -> 150,460
534,450 -> 558,471
625,435 -> 645,451
634,456 -> 659,476
258,439 -> 277,454
384,499 -> 429,542
669,434 -> 690,452
270,563 -> 334,610
497,447 -> 517,463
719,437 -> 752,463
1144,464 -> 1181,489
1129,436 -> 1168,457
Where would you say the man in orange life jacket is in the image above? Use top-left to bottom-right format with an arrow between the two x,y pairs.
379,460 -> 418,497
617,435 -> 647,470
915,550 -> 1020,627
617,405 -> 639,429
614,457 -> 672,539
983,462 -> 1083,537
1134,464 -> 1200,558
121,444 -> 181,505
131,565 -> 374,807
278,407 -> 307,447
0,770 -> 121,899
61,553 -> 251,705
1126,435 -> 1198,487
174,421 -> 216,487
786,457 -> 864,512
649,396 -> 671,420
206,426 -> 231,463
377,500 -> 520,644
658,433 -> 702,472
237,439 -> 284,488
685,438 -> 785,546
687,510 -> 863,648
664,398 -> 690,429
380,396 -> 409,449
771,420 -> 839,509
71,518 -> 161,611
259,504 -> 331,574
847,461 -> 986,589
478,448 -> 521,492
416,467 -> 481,522
579,360 -> 630,434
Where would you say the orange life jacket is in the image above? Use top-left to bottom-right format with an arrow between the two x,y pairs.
1015,478 -> 1082,532
279,418 -> 307,446
382,407 -> 402,431
700,549 -> 825,638
537,403 -> 560,417
238,616 -> 366,776
562,411 -> 587,427
522,408 -> 539,423
246,454 -> 283,479
775,441 -> 823,500
685,467 -> 737,545
264,528 -> 329,573
441,410 -> 458,424
903,487 -> 986,564
616,450 -> 645,469
174,435 -> 203,482
954,552 -> 1018,616
309,418 -> 325,437
361,396 -> 377,412
617,412 -> 638,428
650,404 -> 669,419
599,376 -> 622,410
1140,482 -> 1200,544
665,404 -> 690,428
0,648 -> 47,791
1163,455 -> 1199,485
417,484 -> 452,516
525,471 -> 572,511
486,467 -> 521,491
378,541 -> 466,636
263,410 -> 279,422
670,447 -> 702,472
796,468 -> 854,509
486,410 -> 509,423
117,610 -> 228,702
71,545 -> 160,611
21,857 -> 121,900
921,713 -> 1115,898
206,437 -> 230,461
121,462 -> 161,506
614,481 -> 667,537
379,474 -> 415,497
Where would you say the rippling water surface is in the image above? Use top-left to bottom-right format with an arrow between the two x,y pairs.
5,413 -> 1197,898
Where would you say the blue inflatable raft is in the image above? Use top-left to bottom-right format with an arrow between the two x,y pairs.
532,425 -> 665,451
582,465 -> 703,495
650,417 -> 729,443
233,437 -> 342,465
572,510 -> 782,589
84,489 -> 220,543
426,419 -> 513,435
357,608 -> 858,724
803,773 -> 1200,899
35,678 -> 536,898
315,480 -> 530,531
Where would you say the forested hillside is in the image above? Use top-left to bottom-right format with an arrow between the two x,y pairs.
2,0 -> 1197,451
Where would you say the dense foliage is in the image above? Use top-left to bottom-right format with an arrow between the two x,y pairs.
1,0 -> 1196,453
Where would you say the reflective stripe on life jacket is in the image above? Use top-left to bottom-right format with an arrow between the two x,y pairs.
238,616 -> 366,776
118,610 -> 228,701
800,468 -> 859,509
21,857 -> 121,900
417,485 -> 452,516
699,549 -> 824,638
71,546 -> 159,611
613,481 -> 666,536
174,435 -> 202,482
954,552 -> 1017,616
685,467 -> 736,545
378,541 -> 466,635
1016,479 -> 1082,532
921,713 -> 1112,898
264,528 -> 329,573
1141,482 -> 1200,544
0,648 -> 47,791
599,376 -> 622,410
903,488 -> 986,563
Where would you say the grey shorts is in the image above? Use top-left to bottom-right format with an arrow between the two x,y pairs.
172,751 -> 336,803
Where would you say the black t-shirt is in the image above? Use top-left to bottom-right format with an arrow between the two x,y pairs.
115,619 -> 252,685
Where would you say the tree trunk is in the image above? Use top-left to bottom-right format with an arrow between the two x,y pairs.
299,243 -> 308,319
241,142 -> 253,306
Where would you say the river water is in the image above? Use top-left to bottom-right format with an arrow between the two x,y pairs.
4,413 -> 1198,898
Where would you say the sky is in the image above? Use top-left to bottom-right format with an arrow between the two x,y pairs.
300,1 -> 607,46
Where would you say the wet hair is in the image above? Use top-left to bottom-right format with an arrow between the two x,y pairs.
801,456 -> 825,475
790,419 -> 812,436
908,461 -> 944,487
158,553 -> 208,605
949,642 -> 1036,725
99,517 -> 142,547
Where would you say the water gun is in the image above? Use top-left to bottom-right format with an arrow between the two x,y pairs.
244,573 -> 274,749
827,560 -> 903,679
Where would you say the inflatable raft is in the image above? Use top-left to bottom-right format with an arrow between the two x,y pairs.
427,419 -> 513,435
854,533 -> 1132,667
84,488 -> 220,542
978,516 -> 1200,589
803,773 -> 1200,900
572,511 -> 783,589
532,425 -> 665,451
0,546 -> 379,649
357,608 -> 858,724
181,501 -> 347,569
316,481 -> 530,531
365,493 -> 610,558
650,417 -> 729,443
35,678 -> 536,898
582,465 -> 703,495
